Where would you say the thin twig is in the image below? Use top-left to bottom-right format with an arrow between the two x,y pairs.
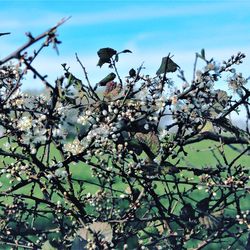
0,17 -> 71,65
0,32 -> 11,37
193,53 -> 198,81
75,52 -> 100,101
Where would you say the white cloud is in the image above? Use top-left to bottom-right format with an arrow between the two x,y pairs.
68,3 -> 240,26
1,42 -> 247,122
0,1 -> 244,30
18,45 -> 250,91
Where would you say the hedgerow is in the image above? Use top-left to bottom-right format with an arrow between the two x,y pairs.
0,18 -> 249,250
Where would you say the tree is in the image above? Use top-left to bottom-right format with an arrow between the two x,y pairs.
0,20 -> 249,250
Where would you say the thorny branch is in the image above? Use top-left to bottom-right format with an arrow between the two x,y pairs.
0,24 -> 249,249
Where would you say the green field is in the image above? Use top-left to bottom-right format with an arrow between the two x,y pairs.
0,138 -> 249,249
0,139 -> 249,210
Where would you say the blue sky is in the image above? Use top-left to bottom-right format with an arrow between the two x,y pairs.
0,0 -> 250,90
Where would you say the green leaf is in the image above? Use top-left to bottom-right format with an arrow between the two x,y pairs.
161,161 -> 180,175
113,49 -> 132,63
142,162 -> 161,175
97,47 -> 117,67
116,237 -> 139,250
65,72 -> 83,91
129,68 -> 136,77
156,56 -> 179,75
115,54 -> 119,62
196,49 -> 206,60
196,197 -> 210,212
180,203 -> 195,222
71,237 -> 87,250
70,236 -> 88,250
127,138 -> 144,155
120,49 -> 132,53
201,48 -> 205,59
98,72 -> 116,86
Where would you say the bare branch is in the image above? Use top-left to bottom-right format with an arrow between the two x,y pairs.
0,17 -> 70,65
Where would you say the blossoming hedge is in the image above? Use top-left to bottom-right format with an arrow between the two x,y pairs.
0,19 -> 249,250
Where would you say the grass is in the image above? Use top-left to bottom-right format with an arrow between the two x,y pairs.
0,138 -> 249,209
182,140 -> 249,166
0,138 -> 249,249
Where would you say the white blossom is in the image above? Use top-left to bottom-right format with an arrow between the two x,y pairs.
17,116 -> 32,131
63,138 -> 85,155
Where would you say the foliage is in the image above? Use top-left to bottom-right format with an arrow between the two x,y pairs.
0,20 -> 249,250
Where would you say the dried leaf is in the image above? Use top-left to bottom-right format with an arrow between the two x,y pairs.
104,81 -> 117,94
135,131 -> 160,156
209,89 -> 228,117
41,240 -> 57,250
77,222 -> 113,243
104,82 -> 122,100
214,117 -> 240,136
199,210 -> 224,230
200,121 -> 214,132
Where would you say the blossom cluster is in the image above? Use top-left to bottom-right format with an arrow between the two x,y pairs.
0,43 -> 249,250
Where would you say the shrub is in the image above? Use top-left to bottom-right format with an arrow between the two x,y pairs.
0,19 -> 249,249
